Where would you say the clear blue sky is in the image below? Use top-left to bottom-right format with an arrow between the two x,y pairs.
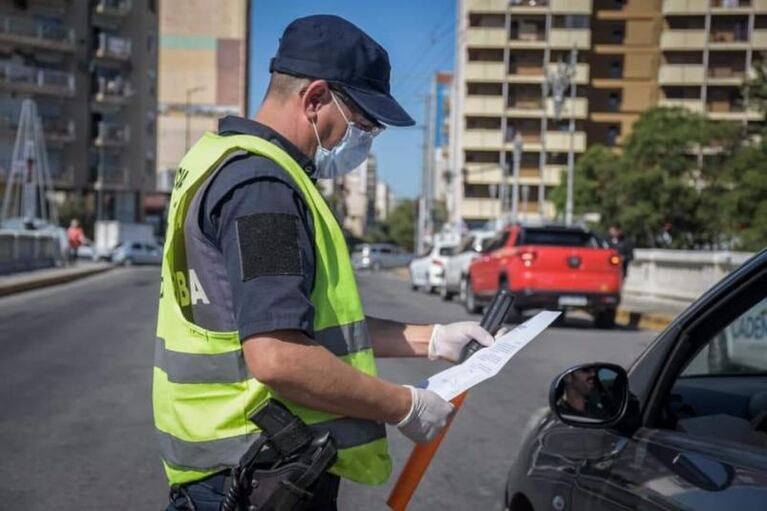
249,0 -> 456,199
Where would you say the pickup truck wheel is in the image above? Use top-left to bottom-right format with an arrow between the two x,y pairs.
594,308 -> 617,329
465,278 -> 482,314
440,284 -> 454,301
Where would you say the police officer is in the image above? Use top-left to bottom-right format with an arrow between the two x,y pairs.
155,15 -> 494,510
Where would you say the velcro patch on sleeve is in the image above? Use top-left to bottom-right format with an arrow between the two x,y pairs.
236,213 -> 302,281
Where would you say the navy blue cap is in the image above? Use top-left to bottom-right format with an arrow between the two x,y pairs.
269,15 -> 415,127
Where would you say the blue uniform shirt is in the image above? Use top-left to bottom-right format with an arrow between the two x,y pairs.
186,116 -> 318,342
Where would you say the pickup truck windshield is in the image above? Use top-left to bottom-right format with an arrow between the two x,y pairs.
522,229 -> 604,248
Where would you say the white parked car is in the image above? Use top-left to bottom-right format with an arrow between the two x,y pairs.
408,243 -> 456,293
439,231 -> 496,301
351,243 -> 412,271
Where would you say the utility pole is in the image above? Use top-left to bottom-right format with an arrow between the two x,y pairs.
511,133 -> 522,223
185,85 -> 205,152
547,46 -> 577,225
538,9 -> 552,220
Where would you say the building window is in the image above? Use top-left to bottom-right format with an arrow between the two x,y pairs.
609,61 -> 622,79
607,125 -> 620,147
608,92 -> 621,112
612,27 -> 625,44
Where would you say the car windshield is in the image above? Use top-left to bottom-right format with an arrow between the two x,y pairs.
439,247 -> 454,256
522,229 -> 604,248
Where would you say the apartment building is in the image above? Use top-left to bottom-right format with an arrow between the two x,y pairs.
659,0 -> 767,123
0,0 -> 158,223
156,0 -> 250,191
454,0 -> 767,228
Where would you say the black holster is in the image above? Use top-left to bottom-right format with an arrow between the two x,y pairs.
221,399 -> 338,511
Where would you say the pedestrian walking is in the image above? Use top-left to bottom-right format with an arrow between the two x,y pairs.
66,219 -> 85,265
608,224 -> 633,279
154,15 -> 494,511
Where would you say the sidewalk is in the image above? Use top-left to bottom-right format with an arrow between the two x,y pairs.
0,262 -> 114,297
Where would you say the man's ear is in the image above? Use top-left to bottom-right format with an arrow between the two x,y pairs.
301,80 -> 330,124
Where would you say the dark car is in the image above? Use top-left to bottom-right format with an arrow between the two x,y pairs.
506,249 -> 767,511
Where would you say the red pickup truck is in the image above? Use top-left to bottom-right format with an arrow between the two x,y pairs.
465,224 -> 623,328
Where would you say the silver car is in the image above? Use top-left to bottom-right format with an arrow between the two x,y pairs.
111,241 -> 162,266
351,243 -> 412,271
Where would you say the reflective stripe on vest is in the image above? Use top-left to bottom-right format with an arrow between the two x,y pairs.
152,133 -> 391,486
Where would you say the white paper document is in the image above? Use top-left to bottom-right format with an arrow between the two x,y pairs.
419,311 -> 561,401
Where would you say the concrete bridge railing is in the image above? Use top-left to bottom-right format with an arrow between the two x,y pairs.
0,229 -> 62,275
623,249 -> 756,305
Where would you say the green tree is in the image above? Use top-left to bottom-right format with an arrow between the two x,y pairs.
384,199 -> 417,252
550,144 -> 621,221
622,107 -> 740,247
721,141 -> 767,250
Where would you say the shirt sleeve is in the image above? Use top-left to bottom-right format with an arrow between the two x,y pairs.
205,170 -> 316,342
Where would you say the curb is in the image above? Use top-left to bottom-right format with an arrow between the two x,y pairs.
0,265 -> 114,298
616,308 -> 675,332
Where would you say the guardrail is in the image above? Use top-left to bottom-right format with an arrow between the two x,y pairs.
623,249 -> 755,304
0,230 -> 62,275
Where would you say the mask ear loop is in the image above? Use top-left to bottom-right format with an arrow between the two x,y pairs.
311,120 -> 325,151
330,91 -> 352,126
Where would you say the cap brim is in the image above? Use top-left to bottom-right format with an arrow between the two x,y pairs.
342,86 -> 415,127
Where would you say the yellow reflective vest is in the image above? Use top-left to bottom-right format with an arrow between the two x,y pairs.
153,133 -> 391,486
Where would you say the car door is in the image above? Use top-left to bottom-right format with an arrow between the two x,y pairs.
571,256 -> 767,510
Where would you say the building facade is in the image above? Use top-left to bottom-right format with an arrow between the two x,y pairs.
454,0 -> 767,228
0,0 -> 158,223
156,0 -> 249,191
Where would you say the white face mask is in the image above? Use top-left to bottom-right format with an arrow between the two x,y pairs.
312,92 -> 377,179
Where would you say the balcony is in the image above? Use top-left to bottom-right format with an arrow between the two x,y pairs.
507,63 -> 590,84
551,0 -> 592,14
466,61 -> 505,81
43,119 -> 76,144
706,101 -> 762,120
659,97 -> 705,113
93,76 -> 133,105
662,0 -> 709,13
520,131 -> 586,152
94,122 -> 130,147
707,66 -> 746,85
94,0 -> 132,17
752,29 -> 767,48
465,0 -> 508,12
549,28 -> 591,49
711,0 -> 752,13
51,165 -> 76,187
464,95 -> 505,115
462,129 -> 504,148
0,16 -> 75,52
660,30 -> 707,49
0,62 -> 75,97
508,29 -> 547,49
506,97 -> 589,119
92,165 -> 129,188
466,27 -> 506,47
509,0 -> 549,13
658,64 -> 705,85
95,33 -> 132,61
461,197 -> 501,219
708,29 -> 749,48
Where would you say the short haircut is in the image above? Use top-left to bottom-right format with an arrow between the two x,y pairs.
264,72 -> 310,102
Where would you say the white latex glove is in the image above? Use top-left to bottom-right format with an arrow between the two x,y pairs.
395,385 -> 455,444
428,321 -> 494,362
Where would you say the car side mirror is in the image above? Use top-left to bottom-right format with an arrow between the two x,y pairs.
549,363 -> 630,429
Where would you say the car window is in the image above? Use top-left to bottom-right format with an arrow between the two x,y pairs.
683,296 -> 767,377
439,247 -> 454,256
656,293 -> 767,449
458,236 -> 476,253
486,232 -> 509,252
380,247 -> 393,254
131,242 -> 142,250
522,229 -> 603,248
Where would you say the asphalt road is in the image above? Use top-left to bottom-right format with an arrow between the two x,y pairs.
0,268 -> 656,510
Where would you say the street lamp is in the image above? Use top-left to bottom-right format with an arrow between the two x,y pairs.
546,47 -> 578,226
185,85 -> 206,152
